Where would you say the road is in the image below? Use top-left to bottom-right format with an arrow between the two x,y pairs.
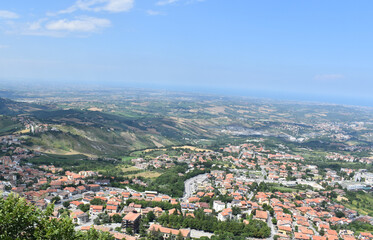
190,229 -> 214,238
247,191 -> 254,201
309,220 -> 319,236
267,213 -> 275,240
181,173 -> 208,202
260,166 -> 267,179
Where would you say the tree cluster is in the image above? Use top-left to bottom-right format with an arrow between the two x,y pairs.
0,194 -> 114,240
157,210 -> 271,238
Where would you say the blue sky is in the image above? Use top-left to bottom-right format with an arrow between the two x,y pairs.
0,0 -> 373,105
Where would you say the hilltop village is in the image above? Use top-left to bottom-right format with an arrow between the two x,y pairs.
1,136 -> 373,240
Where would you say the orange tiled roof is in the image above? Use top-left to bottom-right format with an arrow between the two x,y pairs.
149,224 -> 190,237
256,210 -> 268,220
123,212 -> 141,222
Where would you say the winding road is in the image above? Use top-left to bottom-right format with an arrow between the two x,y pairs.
181,173 -> 208,202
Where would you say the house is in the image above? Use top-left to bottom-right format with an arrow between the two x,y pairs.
122,206 -> 136,215
278,226 -> 292,236
110,232 -> 137,240
181,203 -> 196,212
148,224 -> 190,239
162,195 -> 171,202
204,209 -> 213,215
255,210 -> 268,222
122,212 -> 141,233
106,205 -> 118,214
313,236 -> 327,240
186,213 -> 195,218
325,235 -> 339,240
64,187 -> 77,195
90,205 -> 103,215
58,191 -> 70,200
86,184 -> 100,192
213,200 -> 225,212
76,185 -> 86,194
188,196 -> 200,203
196,202 -> 209,209
299,226 -> 313,236
294,232 -> 310,240
95,179 -> 110,185
153,207 -> 163,217
129,203 -> 142,213
342,236 -> 356,240
169,208 -> 181,215
218,208 -> 232,221
71,210 -> 89,225
70,201 -> 84,209
359,232 -> 373,240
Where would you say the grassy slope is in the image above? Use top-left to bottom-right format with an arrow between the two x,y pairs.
22,107 -> 217,156
342,192 -> 373,217
0,116 -> 22,135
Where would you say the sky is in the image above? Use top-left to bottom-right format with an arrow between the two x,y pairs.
0,0 -> 373,106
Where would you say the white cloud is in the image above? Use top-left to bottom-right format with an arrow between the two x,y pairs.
45,16 -> 111,32
146,10 -> 163,16
21,16 -> 111,37
187,0 -> 206,3
0,10 -> 19,19
55,0 -> 134,15
156,0 -> 205,6
0,45 -> 9,49
314,74 -> 345,81
28,18 -> 47,31
156,0 -> 179,6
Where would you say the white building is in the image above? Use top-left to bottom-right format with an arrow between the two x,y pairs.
213,200 -> 225,212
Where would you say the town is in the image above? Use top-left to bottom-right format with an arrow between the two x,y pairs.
1,137 -> 372,240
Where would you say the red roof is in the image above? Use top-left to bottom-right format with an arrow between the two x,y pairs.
123,212 -> 141,222
256,210 -> 268,220
90,205 -> 103,211
149,224 -> 190,237
295,232 -> 310,240
106,205 -> 117,210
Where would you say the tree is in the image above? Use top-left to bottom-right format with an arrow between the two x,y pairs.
232,207 -> 241,215
149,229 -> 162,240
78,228 -> 115,240
140,221 -> 147,237
335,211 -> 345,218
126,227 -> 133,235
177,231 -> 184,240
283,208 -> 291,215
51,196 -> 61,203
63,201 -> 70,208
0,193 -> 77,240
93,218 -> 101,225
90,198 -> 106,206
112,214 -> 123,223
78,204 -> 90,213
147,211 -> 156,222
328,191 -> 337,199
95,213 -> 111,225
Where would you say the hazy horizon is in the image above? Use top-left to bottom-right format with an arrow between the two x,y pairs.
1,79 -> 373,108
1,1 -> 373,106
